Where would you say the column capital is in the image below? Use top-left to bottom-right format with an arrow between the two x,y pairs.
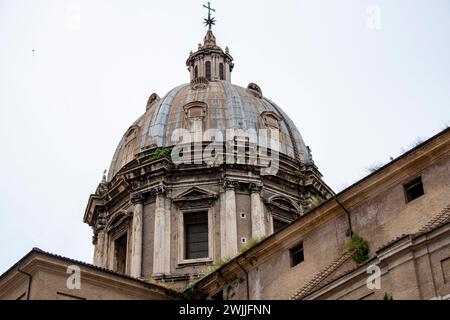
249,183 -> 263,193
151,184 -> 167,196
223,179 -> 239,190
131,193 -> 145,204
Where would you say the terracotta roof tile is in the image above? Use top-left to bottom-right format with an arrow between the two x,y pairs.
414,205 -> 450,237
290,250 -> 354,300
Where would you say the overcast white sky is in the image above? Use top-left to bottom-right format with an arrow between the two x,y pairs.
1,0 -> 449,273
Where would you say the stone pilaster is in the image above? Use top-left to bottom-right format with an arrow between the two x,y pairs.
94,228 -> 109,268
130,194 -> 144,278
249,183 -> 266,239
152,185 -> 170,276
221,179 -> 238,258
92,211 -> 108,268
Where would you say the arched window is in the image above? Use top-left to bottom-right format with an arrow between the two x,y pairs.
205,61 -> 211,81
219,63 -> 224,80
194,65 -> 198,79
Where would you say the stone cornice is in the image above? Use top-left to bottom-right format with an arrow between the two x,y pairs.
336,128 -> 450,209
131,183 -> 167,202
83,194 -> 105,226
130,193 -> 145,204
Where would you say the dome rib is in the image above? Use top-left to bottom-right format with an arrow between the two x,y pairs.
107,82 -> 310,180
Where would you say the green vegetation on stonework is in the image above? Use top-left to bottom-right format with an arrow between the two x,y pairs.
293,170 -> 305,179
148,147 -> 172,161
383,292 -> 394,300
345,234 -> 370,264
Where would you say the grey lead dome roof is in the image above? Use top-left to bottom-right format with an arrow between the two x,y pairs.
108,81 -> 310,180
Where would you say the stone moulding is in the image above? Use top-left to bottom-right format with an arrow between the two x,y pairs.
247,82 -> 263,98
190,77 -> 209,90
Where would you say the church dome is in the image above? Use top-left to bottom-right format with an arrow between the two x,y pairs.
86,13 -> 334,281
108,81 -> 311,180
106,29 -> 311,181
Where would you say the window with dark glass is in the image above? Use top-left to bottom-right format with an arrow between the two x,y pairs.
194,65 -> 198,79
115,233 -> 128,274
205,61 -> 211,81
185,211 -> 208,259
290,243 -> 304,267
404,176 -> 424,203
219,63 -> 224,80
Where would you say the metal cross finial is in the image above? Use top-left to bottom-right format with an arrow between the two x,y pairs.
203,1 -> 216,30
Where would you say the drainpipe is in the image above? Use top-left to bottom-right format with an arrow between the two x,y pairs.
17,261 -> 32,300
334,195 -> 353,237
236,260 -> 250,300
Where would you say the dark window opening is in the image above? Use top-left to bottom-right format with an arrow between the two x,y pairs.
211,290 -> 224,300
404,176 -> 424,203
290,243 -> 304,267
185,211 -> 208,259
219,63 -> 224,80
205,61 -> 211,81
273,218 -> 288,233
115,233 -> 128,274
194,65 -> 198,79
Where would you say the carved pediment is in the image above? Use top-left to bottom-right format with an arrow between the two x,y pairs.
172,186 -> 218,209
106,210 -> 132,233
172,186 -> 218,203
266,195 -> 301,221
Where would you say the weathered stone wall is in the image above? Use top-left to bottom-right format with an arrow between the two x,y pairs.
350,152 -> 450,254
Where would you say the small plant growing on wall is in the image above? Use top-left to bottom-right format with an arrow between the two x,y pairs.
293,170 -> 305,179
345,234 -> 370,264
383,292 -> 394,300
148,147 -> 172,161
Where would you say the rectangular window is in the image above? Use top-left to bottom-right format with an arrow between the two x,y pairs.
290,243 -> 304,267
205,61 -> 211,81
184,211 -> 208,259
219,63 -> 224,80
404,176 -> 424,203
115,233 -> 128,274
